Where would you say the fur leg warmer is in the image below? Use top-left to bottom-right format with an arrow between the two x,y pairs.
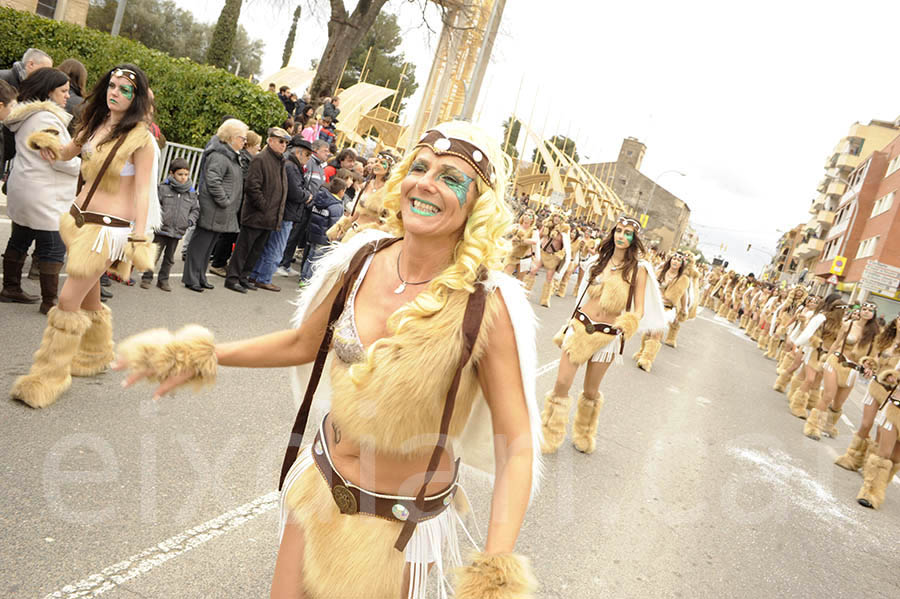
523,273 -> 536,293
823,406 -> 841,439
663,321 -> 680,348
786,371 -> 805,400
124,239 -> 158,273
773,370 -> 792,393
637,338 -> 661,372
572,392 -> 603,454
716,303 -> 728,318
10,307 -> 91,408
556,270 -> 572,298
633,334 -> 647,361
739,314 -> 748,329
804,407 -> 824,440
116,325 -> 217,392
789,390 -> 809,419
539,392 -> 571,454
835,433 -> 869,472
539,279 -> 553,308
807,387 -> 822,411
857,454 -> 893,509
766,337 -> 779,359
454,552 -> 537,599
756,332 -> 767,349
71,304 -> 115,377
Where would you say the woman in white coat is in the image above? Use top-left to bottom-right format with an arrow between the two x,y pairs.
1,68 -> 80,313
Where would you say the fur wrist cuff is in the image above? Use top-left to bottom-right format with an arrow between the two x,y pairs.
878,369 -> 900,386
613,311 -> 640,340
860,357 -> 878,372
454,552 -> 537,599
117,325 -> 217,391
27,129 -> 62,160
125,239 -> 157,272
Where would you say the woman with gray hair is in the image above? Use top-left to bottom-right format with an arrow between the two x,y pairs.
182,118 -> 247,292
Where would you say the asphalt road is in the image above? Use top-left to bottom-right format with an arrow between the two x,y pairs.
2,217 -> 898,598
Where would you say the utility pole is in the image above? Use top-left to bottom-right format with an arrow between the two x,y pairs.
461,0 -> 506,120
111,0 -> 128,36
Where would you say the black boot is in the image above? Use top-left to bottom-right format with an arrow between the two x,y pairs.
38,261 -> 63,315
1,249 -> 39,304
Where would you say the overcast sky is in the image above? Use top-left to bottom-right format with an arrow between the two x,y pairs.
177,0 -> 900,275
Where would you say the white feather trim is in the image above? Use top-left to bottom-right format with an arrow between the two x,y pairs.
145,142 -> 162,234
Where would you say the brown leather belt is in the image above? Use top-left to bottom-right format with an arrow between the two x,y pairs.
310,422 -> 458,524
70,204 -> 131,228
574,309 -> 626,354
834,352 -> 865,373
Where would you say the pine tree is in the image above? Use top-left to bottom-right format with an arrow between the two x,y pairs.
207,0 -> 242,69
281,6 -> 302,68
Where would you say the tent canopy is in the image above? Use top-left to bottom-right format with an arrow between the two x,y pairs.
335,82 -> 396,137
259,67 -> 316,96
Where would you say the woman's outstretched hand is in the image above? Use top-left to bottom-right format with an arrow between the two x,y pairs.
112,358 -> 197,401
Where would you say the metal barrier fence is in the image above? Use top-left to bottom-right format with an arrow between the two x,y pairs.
158,141 -> 205,185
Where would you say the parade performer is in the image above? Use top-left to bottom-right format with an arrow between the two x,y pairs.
805,302 -> 881,440
739,283 -> 755,330
835,315 -> 899,472
10,64 -> 157,409
327,151 -> 394,243
756,287 -> 779,351
556,225 -> 584,297
573,231 -> 599,296
713,273 -> 734,317
856,354 -> 900,509
116,121 -> 541,599
700,266 -> 721,309
686,256 -> 702,320
764,287 -> 795,359
503,209 -> 538,278
633,252 -> 691,367
726,277 -> 746,323
541,216 -> 665,454
773,293 -> 818,392
527,209 -> 571,307
787,293 -> 844,420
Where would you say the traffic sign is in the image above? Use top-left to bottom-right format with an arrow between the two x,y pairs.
827,274 -> 838,285
830,255 -> 846,276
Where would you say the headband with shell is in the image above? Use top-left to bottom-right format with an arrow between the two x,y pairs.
415,129 -> 495,186
111,68 -> 139,87
617,215 -> 643,231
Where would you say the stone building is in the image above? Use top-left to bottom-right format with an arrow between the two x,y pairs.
582,138 -> 691,252
1,0 -> 88,25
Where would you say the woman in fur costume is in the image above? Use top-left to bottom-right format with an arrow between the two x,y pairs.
635,252 -> 691,364
755,287 -> 780,350
556,225 -> 584,298
774,293 -> 819,392
10,64 -> 158,409
786,293 -> 844,420
525,209 -> 571,308
541,216 -> 665,454
573,232 -> 600,297
835,316 -> 899,472
856,358 -> 900,509
503,209 -> 538,278
116,121 -> 542,599
764,287 -> 794,359
804,303 -> 881,440
327,151 -> 394,243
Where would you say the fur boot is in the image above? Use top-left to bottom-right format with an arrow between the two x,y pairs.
739,314 -> 749,329
776,351 -> 792,375
523,273 -> 536,293
38,260 -> 62,315
539,278 -> 553,308
572,392 -> 604,454
688,302 -> 698,320
773,369 -> 792,393
789,390 -> 809,419
556,269 -> 572,298
823,406 -> 841,439
835,433 -> 869,472
10,307 -> 91,408
71,304 -> 115,377
632,334 -> 648,361
766,337 -> 779,359
0,248 -> 39,304
775,345 -> 785,363
663,321 -> 680,348
807,387 -> 822,411
756,332 -> 768,350
804,407 -> 824,440
727,308 -> 738,322
539,392 -> 571,454
716,302 -> 728,318
637,338 -> 662,372
857,454 -> 893,509
454,552 -> 537,599
786,371 -> 805,399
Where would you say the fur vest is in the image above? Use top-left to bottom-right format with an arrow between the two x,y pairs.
585,268 -> 633,314
661,273 -> 691,306
81,124 -> 154,194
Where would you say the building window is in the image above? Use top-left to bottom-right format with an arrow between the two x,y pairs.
856,235 -> 880,258
36,0 -> 57,18
886,155 -> 900,178
847,137 -> 864,156
626,150 -> 633,156
619,178 -> 627,186
871,191 -> 894,218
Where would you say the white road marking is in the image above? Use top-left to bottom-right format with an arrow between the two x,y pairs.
840,415 -> 853,426
696,396 -> 711,406
45,358 -> 563,596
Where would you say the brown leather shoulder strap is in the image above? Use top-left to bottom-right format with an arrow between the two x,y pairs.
627,264 -> 638,312
79,134 -> 129,210
394,278 -> 487,551
278,236 -> 402,489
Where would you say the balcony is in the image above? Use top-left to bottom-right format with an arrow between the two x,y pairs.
795,237 -> 825,259
808,194 -> 827,214
817,178 -> 829,193
836,153 -> 859,170
816,210 -> 835,227
826,181 -> 847,197
824,154 -> 838,169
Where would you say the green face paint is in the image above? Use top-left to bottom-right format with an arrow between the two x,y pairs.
120,84 -> 134,100
442,170 -> 473,207
624,231 -> 634,244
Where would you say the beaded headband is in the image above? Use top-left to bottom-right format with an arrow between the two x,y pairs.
111,68 -> 138,87
862,302 -> 877,309
415,129 -> 495,186
617,215 -> 642,231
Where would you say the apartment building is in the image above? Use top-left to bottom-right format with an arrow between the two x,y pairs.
765,225 -> 804,283
1,0 -> 88,25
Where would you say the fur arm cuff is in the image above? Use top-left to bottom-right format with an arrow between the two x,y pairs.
27,129 -> 62,160
125,239 -> 158,272
117,325 -> 217,391
877,369 -> 900,386
613,311 -> 640,340
454,552 -> 537,599
860,357 -> 878,372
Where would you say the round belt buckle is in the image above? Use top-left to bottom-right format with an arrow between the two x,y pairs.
332,484 -> 357,515
73,212 -> 85,227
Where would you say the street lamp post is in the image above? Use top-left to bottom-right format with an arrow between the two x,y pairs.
643,169 -> 686,218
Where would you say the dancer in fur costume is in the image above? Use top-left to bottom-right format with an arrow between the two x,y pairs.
10,64 -> 159,409
117,121 -> 542,599
573,232 -> 600,297
542,215 -> 665,454
503,209 -> 539,278
805,303 -> 881,440
774,294 -> 820,395
787,293 -> 844,421
635,252 -> 691,367
526,209 -> 571,307
327,151 -> 394,243
856,354 -> 900,510
835,316 -> 899,472
556,225 -> 585,297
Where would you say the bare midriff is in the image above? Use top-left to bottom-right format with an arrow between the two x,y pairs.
323,413 -> 456,498
75,174 -> 136,221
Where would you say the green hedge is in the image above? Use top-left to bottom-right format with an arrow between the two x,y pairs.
0,7 -> 285,147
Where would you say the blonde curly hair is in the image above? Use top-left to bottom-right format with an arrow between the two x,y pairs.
349,120 -> 512,384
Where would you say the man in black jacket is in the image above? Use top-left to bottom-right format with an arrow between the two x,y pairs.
249,136 -> 312,290
225,128 -> 289,293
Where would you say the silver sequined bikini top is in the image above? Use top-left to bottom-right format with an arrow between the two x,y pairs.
332,254 -> 373,364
